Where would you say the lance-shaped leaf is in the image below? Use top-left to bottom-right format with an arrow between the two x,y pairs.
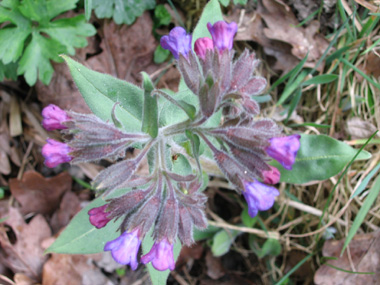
141,72 -> 158,138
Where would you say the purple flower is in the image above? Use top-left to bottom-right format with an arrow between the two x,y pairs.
207,21 -> 238,52
243,180 -> 279,218
262,166 -> 281,184
161,27 -> 192,59
88,204 -> 111,229
266,134 -> 301,170
42,104 -> 70,131
42,139 -> 73,168
141,238 -> 175,271
104,228 -> 142,270
194,37 -> 214,60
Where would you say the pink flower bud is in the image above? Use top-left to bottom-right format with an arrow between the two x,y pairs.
104,228 -> 142,270
266,135 -> 301,170
243,180 -> 279,218
42,104 -> 70,131
42,139 -> 73,168
194,37 -> 214,60
141,238 -> 175,271
88,204 -> 111,229
161,27 -> 192,59
207,21 -> 238,52
262,166 -> 281,184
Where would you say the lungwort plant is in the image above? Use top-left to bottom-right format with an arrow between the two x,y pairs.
43,0 -> 371,282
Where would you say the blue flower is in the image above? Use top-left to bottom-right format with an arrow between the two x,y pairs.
160,27 -> 192,59
243,180 -> 279,218
207,21 -> 238,52
266,134 -> 301,170
141,238 -> 175,271
104,229 -> 142,270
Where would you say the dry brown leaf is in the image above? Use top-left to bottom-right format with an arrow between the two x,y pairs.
205,250 -> 225,280
42,253 -> 112,285
0,208 -> 51,281
176,242 -> 204,267
365,52 -> 380,78
9,171 -> 72,216
346,117 -> 379,139
50,191 -> 81,234
314,230 -> 380,284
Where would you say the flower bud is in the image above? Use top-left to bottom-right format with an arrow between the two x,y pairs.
207,21 -> 238,52
262,166 -> 281,184
266,135 -> 301,170
141,238 -> 175,271
104,228 -> 142,270
243,180 -> 279,217
161,27 -> 192,59
42,104 -> 70,131
88,204 -> 111,229
194,37 -> 214,60
42,139 -> 73,168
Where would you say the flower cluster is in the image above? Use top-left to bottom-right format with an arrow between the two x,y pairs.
41,21 -> 300,272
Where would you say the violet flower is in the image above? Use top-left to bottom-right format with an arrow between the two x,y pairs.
207,21 -> 238,52
262,166 -> 281,185
160,27 -> 192,59
88,204 -> 111,229
266,134 -> 301,170
141,238 -> 175,271
104,228 -> 142,270
42,104 -> 70,131
42,139 -> 73,168
243,180 -> 279,218
194,37 -> 214,60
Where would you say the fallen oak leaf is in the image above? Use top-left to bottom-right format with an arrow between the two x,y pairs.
9,171 -> 72,216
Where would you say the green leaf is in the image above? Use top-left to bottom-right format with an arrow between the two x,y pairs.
61,55 -> 144,133
218,0 -> 230,7
85,0 -> 92,21
172,154 -> 193,176
153,45 -> 170,64
211,229 -> 241,256
302,74 -> 338,86
141,72 -> 158,138
0,61 -> 18,81
192,0 -> 223,46
141,230 -> 181,285
154,4 -> 171,27
18,0 -> 78,22
233,0 -> 248,4
17,32 -> 65,85
351,163 -> 380,198
257,238 -> 282,258
193,225 -> 220,241
342,174 -> 380,255
275,134 -> 372,184
41,15 -> 96,55
47,189 -> 125,254
241,206 -> 257,228
92,0 -> 156,25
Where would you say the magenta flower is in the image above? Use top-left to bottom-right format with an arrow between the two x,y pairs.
266,134 -> 301,170
243,180 -> 279,218
262,166 -> 281,184
207,21 -> 238,52
194,37 -> 214,60
88,204 -> 111,229
161,27 -> 192,59
141,238 -> 175,271
42,139 -> 73,168
42,104 -> 70,131
104,228 -> 142,270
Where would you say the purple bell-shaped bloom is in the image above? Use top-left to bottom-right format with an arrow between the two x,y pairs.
141,238 -> 175,271
243,180 -> 279,218
42,139 -> 73,168
194,37 -> 214,60
207,21 -> 238,52
160,27 -> 192,59
104,228 -> 142,270
262,166 -> 281,185
42,104 -> 70,131
266,134 -> 301,170
88,204 -> 111,229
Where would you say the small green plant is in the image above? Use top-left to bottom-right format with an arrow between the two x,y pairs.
0,0 -> 96,85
